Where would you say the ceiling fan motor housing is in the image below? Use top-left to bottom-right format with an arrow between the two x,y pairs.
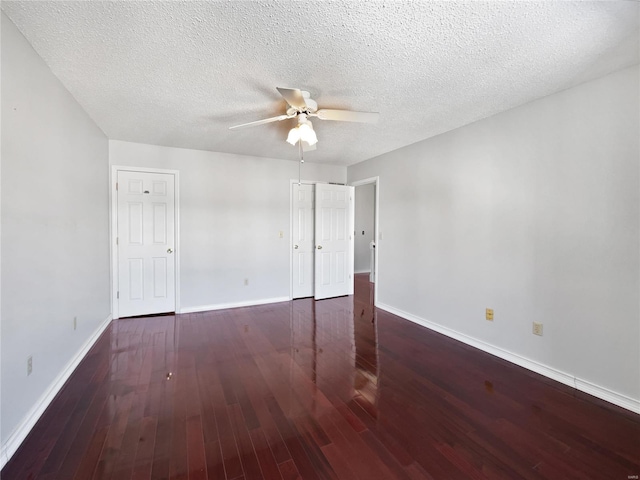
287,97 -> 318,116
302,96 -> 318,113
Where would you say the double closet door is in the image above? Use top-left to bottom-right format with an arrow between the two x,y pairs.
292,183 -> 355,300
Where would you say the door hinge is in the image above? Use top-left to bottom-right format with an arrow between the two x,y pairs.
117,291 -> 119,299
116,237 -> 119,245
116,182 -> 118,191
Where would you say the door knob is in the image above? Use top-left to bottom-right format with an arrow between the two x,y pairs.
167,248 -> 173,254
317,245 -> 323,250
294,245 -> 299,249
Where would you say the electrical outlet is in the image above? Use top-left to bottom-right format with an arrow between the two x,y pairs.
73,316 -> 77,330
244,278 -> 249,286
532,322 -> 543,336
486,308 -> 494,321
27,356 -> 33,376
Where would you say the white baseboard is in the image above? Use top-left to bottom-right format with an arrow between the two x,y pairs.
179,296 -> 290,314
0,314 -> 113,470
376,303 -> 640,415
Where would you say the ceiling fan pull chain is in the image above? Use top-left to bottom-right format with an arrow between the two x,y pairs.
298,139 -> 303,185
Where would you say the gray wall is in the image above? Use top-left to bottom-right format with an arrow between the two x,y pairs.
348,65 -> 640,403
1,12 -> 110,448
354,183 -> 375,273
109,140 -> 347,310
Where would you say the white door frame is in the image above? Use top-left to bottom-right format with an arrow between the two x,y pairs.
110,165 -> 181,319
350,176 -> 379,306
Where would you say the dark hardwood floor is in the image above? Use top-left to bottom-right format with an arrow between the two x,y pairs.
3,274 -> 639,479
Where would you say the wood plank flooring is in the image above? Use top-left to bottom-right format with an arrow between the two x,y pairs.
3,274 -> 639,479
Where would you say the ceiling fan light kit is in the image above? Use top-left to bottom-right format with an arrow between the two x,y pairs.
286,115 -> 318,146
229,87 -> 379,149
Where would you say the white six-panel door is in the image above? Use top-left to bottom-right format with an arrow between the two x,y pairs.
117,170 -> 176,317
292,184 -> 315,299
314,184 -> 354,300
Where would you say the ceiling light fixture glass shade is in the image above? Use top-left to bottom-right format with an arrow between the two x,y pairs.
286,127 -> 301,145
286,119 -> 318,146
298,122 -> 318,145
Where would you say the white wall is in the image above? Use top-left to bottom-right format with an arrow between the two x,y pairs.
1,11 -> 110,459
354,183 -> 375,273
109,140 -> 346,311
348,65 -> 640,410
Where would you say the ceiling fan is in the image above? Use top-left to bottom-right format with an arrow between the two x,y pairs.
229,87 -> 379,150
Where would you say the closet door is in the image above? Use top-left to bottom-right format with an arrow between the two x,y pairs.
292,183 -> 315,299
314,184 -> 354,300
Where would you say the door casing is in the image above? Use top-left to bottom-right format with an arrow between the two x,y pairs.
110,165 -> 181,319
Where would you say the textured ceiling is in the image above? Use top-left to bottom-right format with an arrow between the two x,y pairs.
2,1 -> 638,166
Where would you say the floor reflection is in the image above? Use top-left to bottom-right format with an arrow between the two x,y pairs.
289,274 -> 379,420
352,274 -> 379,414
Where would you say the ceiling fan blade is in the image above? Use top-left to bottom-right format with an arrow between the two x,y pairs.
302,142 -> 317,152
316,109 -> 379,123
276,87 -> 307,110
229,114 -> 291,130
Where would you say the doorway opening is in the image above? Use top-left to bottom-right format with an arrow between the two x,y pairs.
354,183 -> 376,280
350,177 -> 379,306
